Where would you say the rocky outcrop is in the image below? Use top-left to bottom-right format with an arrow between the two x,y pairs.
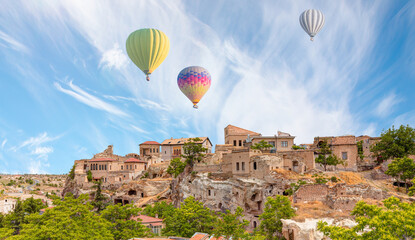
170,167 -> 297,230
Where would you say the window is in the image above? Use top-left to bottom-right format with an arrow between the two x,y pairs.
239,140 -> 242,146
135,165 -> 137,169
121,165 -> 123,170
253,162 -> 257,170
342,152 -> 348,160
242,162 -> 245,171
157,148 -> 159,153
281,141 -> 288,147
234,140 -> 237,146
150,149 -> 152,153
208,189 -> 211,196
99,165 -> 101,170
110,165 -> 111,170
236,162 -> 240,171
105,165 -> 107,170
269,141 -> 275,147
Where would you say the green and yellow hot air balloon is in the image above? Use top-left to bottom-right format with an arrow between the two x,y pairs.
126,28 -> 170,81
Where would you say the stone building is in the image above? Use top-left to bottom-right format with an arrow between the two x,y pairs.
251,131 -> 295,152
73,145 -> 148,187
160,137 -> 212,161
224,125 -> 260,147
139,141 -> 161,157
131,215 -> 164,236
0,197 -> 17,214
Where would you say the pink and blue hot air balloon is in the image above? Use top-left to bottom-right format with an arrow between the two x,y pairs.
177,66 -> 211,109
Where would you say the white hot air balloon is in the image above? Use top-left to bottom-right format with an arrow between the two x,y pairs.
299,9 -> 325,41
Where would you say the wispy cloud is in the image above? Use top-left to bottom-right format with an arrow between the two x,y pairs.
130,124 -> 149,134
14,132 -> 59,151
1,139 -> 6,150
9,132 -> 60,174
31,146 -> 54,155
54,81 -> 129,117
99,43 -> 128,70
104,95 -> 171,111
0,30 -> 29,53
374,92 -> 402,118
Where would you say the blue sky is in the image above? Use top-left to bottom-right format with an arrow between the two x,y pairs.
0,1 -> 414,174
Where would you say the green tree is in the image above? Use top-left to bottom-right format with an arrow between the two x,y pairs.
68,163 -> 76,180
315,141 -> 343,171
8,194 -> 113,240
92,180 -> 108,212
213,207 -> 249,240
292,145 -> 305,150
100,204 -> 151,240
251,140 -> 273,152
371,125 -> 415,162
182,138 -> 208,167
1,197 -> 47,235
357,140 -> 364,161
318,196 -> 415,240
408,178 -> 415,196
141,201 -> 175,219
385,156 -> 415,192
166,158 -> 187,178
258,195 -> 295,240
87,170 -> 93,182
163,196 -> 218,237
285,180 -> 307,196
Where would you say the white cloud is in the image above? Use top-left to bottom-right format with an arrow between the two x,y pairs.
1,139 -> 6,150
0,30 -> 29,53
99,43 -> 128,70
130,124 -> 149,134
31,146 -> 54,155
17,132 -> 59,150
374,92 -> 402,118
9,0 -> 389,147
54,81 -> 129,117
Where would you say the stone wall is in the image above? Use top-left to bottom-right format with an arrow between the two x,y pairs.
294,185 -> 328,203
294,183 -> 389,212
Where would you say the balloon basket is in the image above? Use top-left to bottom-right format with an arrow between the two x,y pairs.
193,105 -> 198,109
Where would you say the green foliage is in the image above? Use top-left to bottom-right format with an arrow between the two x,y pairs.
9,194 -> 113,239
371,125 -> 415,162
292,145 -> 305,150
330,176 -> 338,183
357,140 -> 364,161
100,204 -> 151,240
1,197 -> 48,235
258,195 -> 295,240
163,196 -> 218,237
385,156 -> 415,192
315,141 -> 344,171
69,163 -> 76,180
140,172 -> 149,179
182,137 -> 208,166
315,176 -> 328,184
318,196 -> 415,240
141,201 -> 175,219
24,179 -> 33,185
166,158 -> 187,178
92,180 -> 108,212
409,178 -> 415,196
213,207 -> 249,240
251,140 -> 273,152
285,180 -> 307,196
87,170 -> 93,182
6,180 -> 16,186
